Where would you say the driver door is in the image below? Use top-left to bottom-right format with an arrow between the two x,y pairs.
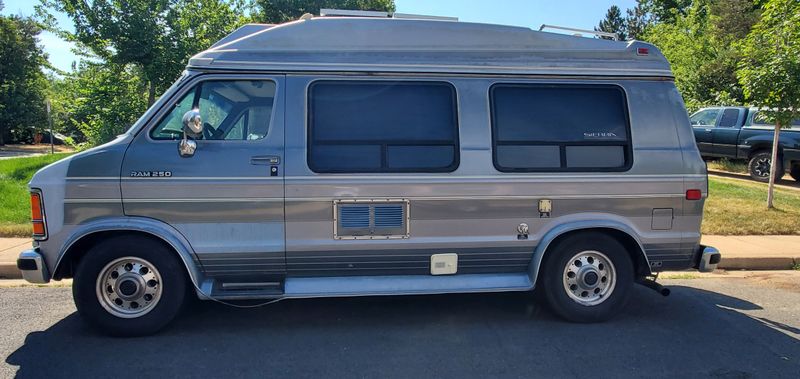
121,75 -> 286,283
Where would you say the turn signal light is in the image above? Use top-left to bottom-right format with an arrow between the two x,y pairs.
685,189 -> 702,200
30,191 -> 47,239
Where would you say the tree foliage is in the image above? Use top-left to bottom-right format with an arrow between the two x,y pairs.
39,0 -> 248,105
254,0 -> 395,23
0,14 -> 48,145
596,5 -> 627,40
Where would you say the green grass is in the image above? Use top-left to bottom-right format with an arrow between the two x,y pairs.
0,153 -> 71,237
706,158 -> 748,174
702,177 -> 800,235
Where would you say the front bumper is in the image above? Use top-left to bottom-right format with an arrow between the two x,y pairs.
695,245 -> 721,272
17,248 -> 50,284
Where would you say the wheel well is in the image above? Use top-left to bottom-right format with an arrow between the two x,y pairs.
53,230 -> 179,280
748,146 -> 782,160
540,228 -> 651,279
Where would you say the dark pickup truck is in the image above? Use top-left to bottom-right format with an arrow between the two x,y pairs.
690,106 -> 800,182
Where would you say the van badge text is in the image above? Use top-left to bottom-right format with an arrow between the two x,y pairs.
130,171 -> 172,177
583,132 -> 618,138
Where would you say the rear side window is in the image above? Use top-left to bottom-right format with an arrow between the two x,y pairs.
490,84 -> 631,172
718,108 -> 740,128
308,81 -> 459,173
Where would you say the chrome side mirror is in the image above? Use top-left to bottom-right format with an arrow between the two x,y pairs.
178,109 -> 202,157
182,109 -> 203,135
178,138 -> 197,158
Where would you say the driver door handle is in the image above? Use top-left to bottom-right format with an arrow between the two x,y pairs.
250,155 -> 280,165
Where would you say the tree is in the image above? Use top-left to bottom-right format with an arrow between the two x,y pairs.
0,14 -> 48,145
53,61 -> 148,146
39,0 -> 248,106
596,5 -> 627,40
737,0 -> 800,208
625,1 -> 653,40
253,0 -> 395,24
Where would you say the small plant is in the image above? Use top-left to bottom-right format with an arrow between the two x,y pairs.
792,261 -> 800,271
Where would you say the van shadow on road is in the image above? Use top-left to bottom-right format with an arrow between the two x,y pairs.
7,285 -> 800,378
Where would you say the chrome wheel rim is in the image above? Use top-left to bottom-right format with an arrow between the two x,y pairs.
753,157 -> 771,178
562,250 -> 616,306
96,257 -> 162,318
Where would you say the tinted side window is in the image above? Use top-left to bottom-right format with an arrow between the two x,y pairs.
690,109 -> 720,126
308,81 -> 459,173
150,80 -> 276,141
490,84 -> 631,172
719,109 -> 740,128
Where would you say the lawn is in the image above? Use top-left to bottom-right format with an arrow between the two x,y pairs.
0,154 -> 798,237
702,177 -> 800,235
0,153 -> 71,237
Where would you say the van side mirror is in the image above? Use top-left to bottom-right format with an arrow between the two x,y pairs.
178,110 -> 202,157
182,109 -> 203,135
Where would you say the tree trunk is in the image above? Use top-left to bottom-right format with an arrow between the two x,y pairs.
766,122 -> 781,208
147,81 -> 156,107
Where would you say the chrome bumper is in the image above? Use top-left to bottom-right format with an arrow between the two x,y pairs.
697,245 -> 721,273
17,248 -> 50,284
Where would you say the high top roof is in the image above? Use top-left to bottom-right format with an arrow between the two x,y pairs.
189,17 -> 672,77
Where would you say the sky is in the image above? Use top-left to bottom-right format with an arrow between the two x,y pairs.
1,0 -> 637,72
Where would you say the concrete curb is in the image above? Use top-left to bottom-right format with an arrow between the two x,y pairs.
0,262 -> 21,280
718,257 -> 799,271
1,257 -> 797,281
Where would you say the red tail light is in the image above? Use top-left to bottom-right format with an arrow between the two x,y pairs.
636,47 -> 649,56
31,191 -> 47,239
686,189 -> 702,200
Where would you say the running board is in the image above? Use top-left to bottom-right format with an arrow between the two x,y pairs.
282,273 -> 533,298
207,280 -> 284,300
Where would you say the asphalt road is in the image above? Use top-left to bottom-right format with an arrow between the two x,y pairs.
1,275 -> 799,378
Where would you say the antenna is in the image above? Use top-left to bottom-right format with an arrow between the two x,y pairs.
539,24 -> 619,41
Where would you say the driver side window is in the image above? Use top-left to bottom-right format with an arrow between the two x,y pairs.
150,80 -> 276,141
689,109 -> 720,127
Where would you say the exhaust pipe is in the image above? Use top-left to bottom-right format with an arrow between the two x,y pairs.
637,278 -> 670,297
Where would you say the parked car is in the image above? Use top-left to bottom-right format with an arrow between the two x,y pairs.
690,106 -> 800,182
17,14 -> 720,336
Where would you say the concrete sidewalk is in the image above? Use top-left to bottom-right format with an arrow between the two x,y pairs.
0,236 -> 798,280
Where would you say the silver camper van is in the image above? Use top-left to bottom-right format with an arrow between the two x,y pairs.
18,15 -> 720,336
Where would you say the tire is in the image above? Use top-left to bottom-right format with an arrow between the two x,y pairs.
748,151 -> 784,182
791,164 -> 800,182
539,232 -> 634,323
73,235 -> 187,337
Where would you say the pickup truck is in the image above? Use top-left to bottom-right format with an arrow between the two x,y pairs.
690,106 -> 800,182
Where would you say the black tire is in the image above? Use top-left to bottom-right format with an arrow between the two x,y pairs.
791,164 -> 800,182
539,232 -> 634,323
73,235 -> 187,337
748,151 -> 784,182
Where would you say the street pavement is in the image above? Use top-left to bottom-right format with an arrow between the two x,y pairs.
1,272 -> 799,378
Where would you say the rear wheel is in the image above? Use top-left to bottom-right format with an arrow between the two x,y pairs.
73,235 -> 186,336
539,232 -> 633,323
748,151 -> 784,182
790,164 -> 800,182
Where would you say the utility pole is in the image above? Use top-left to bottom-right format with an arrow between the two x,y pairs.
45,100 -> 53,154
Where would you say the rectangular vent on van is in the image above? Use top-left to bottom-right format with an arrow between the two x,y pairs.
339,205 -> 370,228
334,199 -> 409,240
374,205 -> 404,228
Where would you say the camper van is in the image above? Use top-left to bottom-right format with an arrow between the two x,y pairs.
17,14 -> 720,336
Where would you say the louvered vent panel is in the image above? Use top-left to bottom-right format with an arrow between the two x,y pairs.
339,205 -> 370,228
334,200 -> 409,239
374,205 -> 404,228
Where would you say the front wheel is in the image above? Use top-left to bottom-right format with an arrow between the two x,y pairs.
539,232 -> 633,323
748,151 -> 784,182
73,235 -> 187,336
